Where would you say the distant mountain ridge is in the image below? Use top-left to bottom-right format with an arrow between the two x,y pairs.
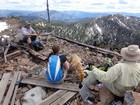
0,10 -> 34,17
0,9 -> 140,23
51,14 -> 140,49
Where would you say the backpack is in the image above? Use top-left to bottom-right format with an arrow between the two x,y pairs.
45,54 -> 63,83
31,40 -> 44,51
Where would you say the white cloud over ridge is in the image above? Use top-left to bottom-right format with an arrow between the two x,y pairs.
0,0 -> 139,13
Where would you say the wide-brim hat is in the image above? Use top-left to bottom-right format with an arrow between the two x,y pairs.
121,45 -> 140,61
23,21 -> 31,26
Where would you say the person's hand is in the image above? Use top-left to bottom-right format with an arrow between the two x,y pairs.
32,34 -> 37,36
83,70 -> 92,78
84,65 -> 96,77
84,70 -> 88,78
27,37 -> 32,43
89,65 -> 96,70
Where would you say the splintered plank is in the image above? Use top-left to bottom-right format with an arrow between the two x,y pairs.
0,73 -> 11,104
6,50 -> 22,60
48,34 -> 121,57
39,90 -> 68,105
28,49 -> 47,60
21,78 -> 79,92
51,91 -> 77,105
11,72 -> 22,105
3,72 -> 19,105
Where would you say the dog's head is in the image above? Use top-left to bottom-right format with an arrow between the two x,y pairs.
67,54 -> 86,80
67,54 -> 82,64
66,53 -> 72,63
78,70 -> 86,81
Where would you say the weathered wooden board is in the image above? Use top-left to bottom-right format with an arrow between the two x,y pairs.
3,72 -> 19,105
28,49 -> 47,61
14,44 -> 47,61
39,90 -> 68,105
14,99 -> 21,105
6,50 -> 22,59
21,78 -> 79,92
51,91 -> 77,105
42,33 -> 121,57
11,72 -> 22,105
0,73 -> 11,104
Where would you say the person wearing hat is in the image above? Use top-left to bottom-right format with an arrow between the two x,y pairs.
19,21 -> 44,51
20,21 -> 37,43
80,45 -> 140,104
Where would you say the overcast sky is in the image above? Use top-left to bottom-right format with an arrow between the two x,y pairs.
0,0 -> 140,13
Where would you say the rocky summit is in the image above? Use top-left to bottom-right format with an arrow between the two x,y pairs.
1,14 -> 140,105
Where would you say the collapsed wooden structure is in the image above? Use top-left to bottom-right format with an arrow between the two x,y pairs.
0,72 -> 21,105
0,72 -> 79,105
0,33 -> 123,105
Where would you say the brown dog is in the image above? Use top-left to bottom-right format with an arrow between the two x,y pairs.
68,54 -> 85,81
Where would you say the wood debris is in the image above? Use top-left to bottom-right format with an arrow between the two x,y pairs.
0,21 -> 125,105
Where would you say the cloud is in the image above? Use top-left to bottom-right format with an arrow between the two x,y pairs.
7,1 -> 20,4
0,0 -> 139,13
91,3 -> 104,6
119,0 -> 128,4
49,0 -> 140,13
0,0 -> 46,11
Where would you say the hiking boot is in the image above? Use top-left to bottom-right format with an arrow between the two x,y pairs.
110,100 -> 122,105
86,97 -> 95,105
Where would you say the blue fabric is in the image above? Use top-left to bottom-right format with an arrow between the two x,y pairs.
32,40 -> 41,47
31,40 -> 43,51
45,54 -> 63,83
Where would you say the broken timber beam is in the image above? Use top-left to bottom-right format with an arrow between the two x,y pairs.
11,42 -> 29,55
0,73 -> 11,104
3,72 -> 19,105
21,77 -> 79,92
4,43 -> 10,63
11,43 -> 47,60
50,91 -> 77,105
39,90 -> 68,105
17,45 -> 47,61
39,89 -> 77,105
0,50 -> 22,63
42,33 -> 121,57
6,50 -> 22,60
54,35 -> 121,57
11,71 -> 22,105
28,49 -> 47,61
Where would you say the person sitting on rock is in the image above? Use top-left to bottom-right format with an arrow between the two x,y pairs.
20,21 -> 37,43
45,45 -> 70,83
80,45 -> 140,104
19,21 -> 43,51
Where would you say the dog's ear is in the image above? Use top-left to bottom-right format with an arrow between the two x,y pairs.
69,54 -> 72,63
66,54 -> 72,62
64,52 -> 69,56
